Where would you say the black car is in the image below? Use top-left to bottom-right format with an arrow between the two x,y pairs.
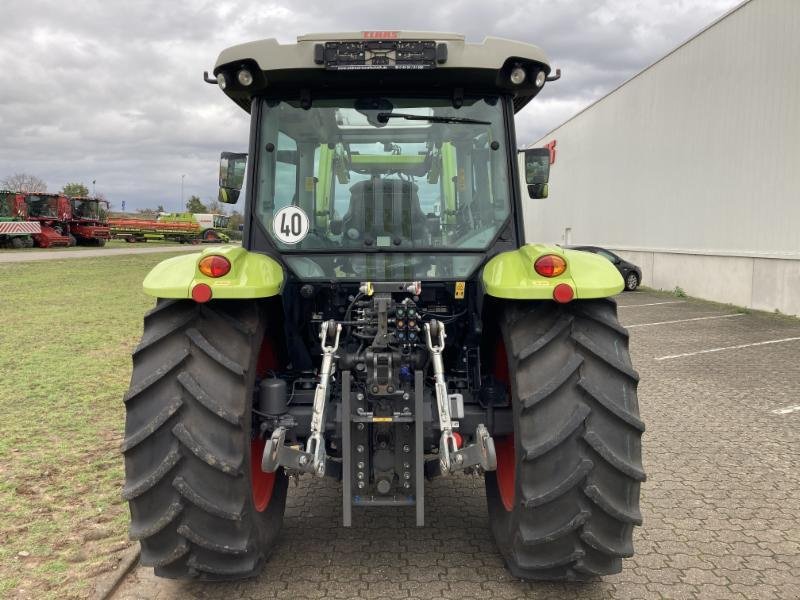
566,245 -> 642,291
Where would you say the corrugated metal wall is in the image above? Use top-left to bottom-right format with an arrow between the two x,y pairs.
524,0 -> 800,260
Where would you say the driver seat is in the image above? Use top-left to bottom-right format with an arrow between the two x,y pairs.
342,177 -> 428,243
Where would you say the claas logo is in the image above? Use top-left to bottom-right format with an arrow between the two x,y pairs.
363,31 -> 398,39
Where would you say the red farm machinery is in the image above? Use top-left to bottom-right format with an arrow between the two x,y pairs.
69,197 -> 111,246
0,191 -> 40,248
22,193 -> 73,247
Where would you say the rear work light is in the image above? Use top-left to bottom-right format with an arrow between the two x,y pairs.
237,69 -> 253,86
198,255 -> 231,278
509,66 -> 526,85
534,254 -> 567,278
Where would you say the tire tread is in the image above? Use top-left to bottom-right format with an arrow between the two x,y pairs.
486,299 -> 644,581
123,300 -> 287,581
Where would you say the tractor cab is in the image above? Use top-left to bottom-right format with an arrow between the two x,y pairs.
0,191 -> 32,222
0,191 -> 14,218
213,32 -> 553,280
69,197 -> 111,246
70,197 -> 108,222
23,193 -> 72,247
212,213 -> 229,229
24,193 -> 71,222
0,191 -> 39,248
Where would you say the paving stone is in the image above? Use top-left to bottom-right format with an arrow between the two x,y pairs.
108,291 -> 800,600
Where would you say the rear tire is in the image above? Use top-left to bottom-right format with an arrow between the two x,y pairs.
625,273 -> 639,291
486,299 -> 645,581
10,236 -> 24,249
122,299 -> 288,580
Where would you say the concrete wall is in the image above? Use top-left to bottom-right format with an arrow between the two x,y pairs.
612,249 -> 800,315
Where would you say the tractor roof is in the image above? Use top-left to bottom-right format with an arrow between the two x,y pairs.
213,31 -> 551,113
71,196 -> 108,204
23,192 -> 64,199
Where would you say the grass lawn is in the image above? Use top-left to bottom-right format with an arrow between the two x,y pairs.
0,252 -> 189,599
0,239 -> 185,253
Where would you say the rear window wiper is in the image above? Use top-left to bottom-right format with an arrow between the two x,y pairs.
377,112 -> 491,125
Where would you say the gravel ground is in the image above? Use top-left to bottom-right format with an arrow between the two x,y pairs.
110,290 -> 800,600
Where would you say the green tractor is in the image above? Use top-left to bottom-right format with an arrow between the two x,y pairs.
123,32 -> 644,582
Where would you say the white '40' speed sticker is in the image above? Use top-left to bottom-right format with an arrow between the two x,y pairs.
273,206 -> 309,244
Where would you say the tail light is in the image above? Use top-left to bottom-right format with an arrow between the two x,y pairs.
534,254 -> 567,277
553,283 -> 574,303
198,255 -> 231,278
191,283 -> 213,303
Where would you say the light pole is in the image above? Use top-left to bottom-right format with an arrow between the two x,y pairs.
92,179 -> 96,196
180,174 -> 186,213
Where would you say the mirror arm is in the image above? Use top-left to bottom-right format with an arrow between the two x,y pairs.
203,71 -> 218,85
546,68 -> 561,82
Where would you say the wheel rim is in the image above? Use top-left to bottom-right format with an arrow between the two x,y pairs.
495,435 -> 516,511
627,274 -> 637,289
492,336 -> 516,511
252,334 -> 280,512
250,439 -> 276,512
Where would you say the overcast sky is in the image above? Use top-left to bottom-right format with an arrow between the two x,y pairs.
0,0 -> 741,211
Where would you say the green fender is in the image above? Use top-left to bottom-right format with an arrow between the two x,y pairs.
143,245 -> 284,299
481,244 -> 624,300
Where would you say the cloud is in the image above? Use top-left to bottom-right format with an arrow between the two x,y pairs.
0,0 -> 741,209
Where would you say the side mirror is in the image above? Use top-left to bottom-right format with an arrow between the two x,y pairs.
522,147 -> 550,199
528,182 -> 548,199
218,152 -> 247,204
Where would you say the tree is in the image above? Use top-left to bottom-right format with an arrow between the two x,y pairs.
227,210 -> 244,240
185,195 -> 208,213
156,204 -> 165,213
61,182 -> 90,197
228,209 -> 244,231
136,208 -> 159,219
206,199 -> 227,215
1,173 -> 47,193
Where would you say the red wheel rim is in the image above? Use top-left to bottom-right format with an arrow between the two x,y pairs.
251,335 -> 280,512
495,436 -> 516,511
493,336 -> 516,511
250,439 -> 275,511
